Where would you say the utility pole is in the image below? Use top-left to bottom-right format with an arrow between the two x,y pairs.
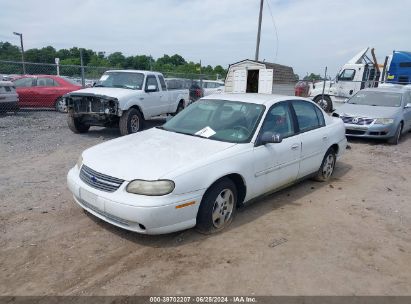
13,32 -> 26,74
255,0 -> 264,61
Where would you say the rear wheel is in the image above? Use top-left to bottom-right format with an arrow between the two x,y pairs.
67,115 -> 90,133
388,123 -> 403,145
314,95 -> 332,112
314,148 -> 336,182
196,178 -> 237,234
55,97 -> 67,113
173,101 -> 184,115
119,108 -> 144,136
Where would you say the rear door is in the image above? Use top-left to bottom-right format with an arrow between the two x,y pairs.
291,100 -> 328,178
35,77 -> 61,107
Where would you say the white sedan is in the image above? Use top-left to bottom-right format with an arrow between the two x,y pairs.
67,93 -> 347,234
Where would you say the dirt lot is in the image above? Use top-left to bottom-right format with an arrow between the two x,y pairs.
1,111 -> 411,296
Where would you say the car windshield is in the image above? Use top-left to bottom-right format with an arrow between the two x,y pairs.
95,72 -> 144,90
348,91 -> 402,107
162,99 -> 265,143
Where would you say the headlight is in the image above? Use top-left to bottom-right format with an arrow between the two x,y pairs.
374,118 -> 394,125
76,155 -> 83,169
126,180 -> 175,196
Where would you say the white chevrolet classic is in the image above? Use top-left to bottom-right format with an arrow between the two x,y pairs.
67,93 -> 347,234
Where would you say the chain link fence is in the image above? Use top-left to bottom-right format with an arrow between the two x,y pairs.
0,60 -> 220,113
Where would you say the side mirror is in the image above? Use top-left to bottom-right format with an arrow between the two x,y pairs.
405,103 -> 411,108
146,85 -> 157,92
260,132 -> 283,145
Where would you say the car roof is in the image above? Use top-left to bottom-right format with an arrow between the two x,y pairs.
203,93 -> 312,106
107,70 -> 163,76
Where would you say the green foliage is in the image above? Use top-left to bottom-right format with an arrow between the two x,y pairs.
0,41 -> 227,79
303,73 -> 321,81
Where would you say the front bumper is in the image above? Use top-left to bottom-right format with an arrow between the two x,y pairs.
0,100 -> 19,111
344,123 -> 396,139
67,166 -> 204,234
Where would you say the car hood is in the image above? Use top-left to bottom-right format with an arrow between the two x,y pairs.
335,103 -> 400,118
82,128 -> 236,181
68,87 -> 141,100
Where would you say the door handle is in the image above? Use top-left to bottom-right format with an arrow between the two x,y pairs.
291,144 -> 299,150
322,136 -> 328,141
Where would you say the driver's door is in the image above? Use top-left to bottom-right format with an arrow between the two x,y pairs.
252,102 -> 301,196
142,75 -> 163,118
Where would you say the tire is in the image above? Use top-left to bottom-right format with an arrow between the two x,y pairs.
196,178 -> 237,234
119,108 -> 144,136
314,148 -> 337,182
314,95 -> 333,112
67,115 -> 90,133
173,101 -> 184,116
388,123 -> 402,145
55,97 -> 67,113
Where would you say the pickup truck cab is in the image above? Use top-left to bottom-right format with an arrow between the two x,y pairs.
65,70 -> 188,135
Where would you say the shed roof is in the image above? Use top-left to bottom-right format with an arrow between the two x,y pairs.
229,59 -> 296,83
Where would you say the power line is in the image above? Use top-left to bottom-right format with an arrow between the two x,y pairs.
265,0 -> 279,62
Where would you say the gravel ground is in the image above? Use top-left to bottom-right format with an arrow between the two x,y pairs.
0,111 -> 411,296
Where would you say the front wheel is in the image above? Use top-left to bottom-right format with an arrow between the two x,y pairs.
119,108 -> 144,136
67,116 -> 90,133
314,95 -> 332,112
196,178 -> 237,234
388,123 -> 402,145
314,148 -> 336,182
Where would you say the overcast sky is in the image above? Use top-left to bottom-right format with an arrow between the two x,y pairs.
1,0 -> 410,77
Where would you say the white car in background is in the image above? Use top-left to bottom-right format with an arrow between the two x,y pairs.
67,93 -> 346,235
0,81 -> 19,113
202,80 -> 225,96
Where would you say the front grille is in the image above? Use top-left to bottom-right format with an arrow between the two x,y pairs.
341,116 -> 374,125
78,197 -> 130,226
346,129 -> 366,135
80,165 -> 124,192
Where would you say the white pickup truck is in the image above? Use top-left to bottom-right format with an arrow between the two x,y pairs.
65,70 -> 189,135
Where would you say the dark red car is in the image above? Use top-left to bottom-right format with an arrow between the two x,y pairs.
12,75 -> 81,112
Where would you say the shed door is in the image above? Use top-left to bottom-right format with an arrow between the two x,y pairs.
233,70 -> 247,93
258,69 -> 273,94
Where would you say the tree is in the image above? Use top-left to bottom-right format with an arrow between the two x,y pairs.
303,73 -> 322,81
107,52 -> 126,67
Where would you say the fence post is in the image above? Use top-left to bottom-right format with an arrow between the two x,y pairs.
80,49 -> 85,88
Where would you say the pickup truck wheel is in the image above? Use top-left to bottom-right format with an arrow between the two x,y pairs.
314,95 -> 332,112
388,123 -> 402,145
119,108 -> 144,135
174,102 -> 184,115
314,148 -> 336,182
196,178 -> 237,234
55,97 -> 67,113
67,116 -> 90,133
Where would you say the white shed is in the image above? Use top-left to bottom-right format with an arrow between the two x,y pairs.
224,59 -> 297,95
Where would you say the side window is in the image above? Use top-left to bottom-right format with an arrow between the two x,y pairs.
260,103 -> 295,138
313,105 -> 325,126
145,75 -> 159,91
338,69 -> 356,81
292,100 -> 321,132
13,78 -> 33,88
37,77 -> 56,87
158,75 -> 167,91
